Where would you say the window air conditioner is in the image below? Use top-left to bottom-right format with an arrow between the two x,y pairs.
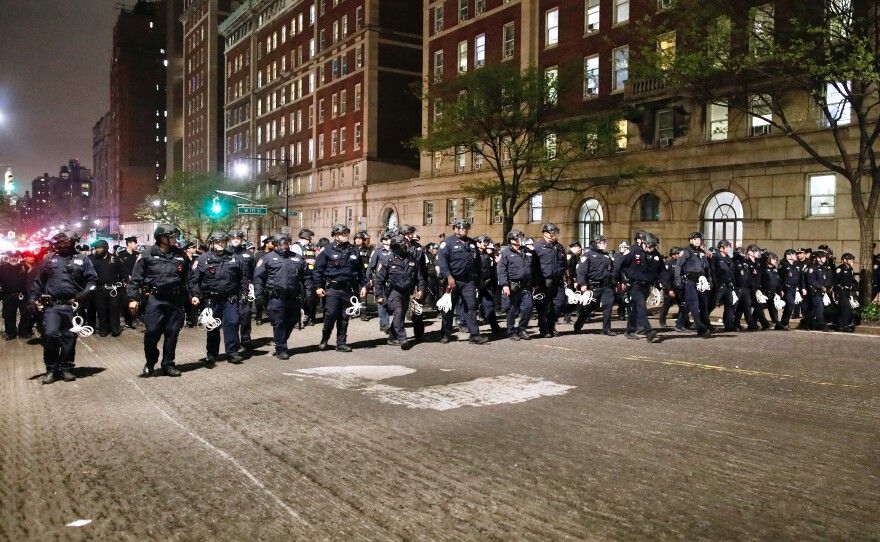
658,0 -> 673,8
493,215 -> 502,224
473,161 -> 482,170
659,137 -> 674,148
587,23 -> 598,31
752,124 -> 771,136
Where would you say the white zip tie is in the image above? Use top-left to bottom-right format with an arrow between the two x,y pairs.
198,308 -> 222,330
70,315 -> 94,338
247,284 -> 256,302
436,292 -> 453,313
773,294 -> 786,310
409,298 -> 423,315
344,296 -> 365,317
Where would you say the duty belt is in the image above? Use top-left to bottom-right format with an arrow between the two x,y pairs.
327,280 -> 357,290
150,286 -> 182,299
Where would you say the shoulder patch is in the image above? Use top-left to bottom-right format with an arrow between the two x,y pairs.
439,242 -> 446,250
580,256 -> 587,263
192,261 -> 198,270
256,259 -> 265,268
836,268 -> 841,273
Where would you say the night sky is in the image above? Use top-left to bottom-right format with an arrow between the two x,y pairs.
0,0 -> 119,191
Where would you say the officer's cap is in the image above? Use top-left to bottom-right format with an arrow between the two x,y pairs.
298,228 -> 314,240
182,239 -> 197,249
814,250 -> 828,258
784,249 -> 796,257
93,240 -> 109,250
124,236 -> 138,243
568,240 -> 581,248
541,223 -> 560,233
842,252 -> 855,260
398,224 -> 416,235
818,244 -> 830,251
689,231 -> 704,240
330,224 -> 350,235
452,219 -> 471,230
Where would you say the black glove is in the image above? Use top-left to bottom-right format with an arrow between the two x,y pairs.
74,290 -> 91,303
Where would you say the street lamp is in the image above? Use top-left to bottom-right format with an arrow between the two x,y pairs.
231,157 -> 292,226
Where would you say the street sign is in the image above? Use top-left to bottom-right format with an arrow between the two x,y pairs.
237,205 -> 268,215
281,226 -> 292,235
290,211 -> 299,217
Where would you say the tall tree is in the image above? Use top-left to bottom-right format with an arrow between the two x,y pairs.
414,62 -> 622,239
631,0 -> 880,304
136,171 -> 260,243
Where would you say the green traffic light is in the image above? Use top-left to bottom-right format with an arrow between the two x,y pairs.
210,195 -> 222,215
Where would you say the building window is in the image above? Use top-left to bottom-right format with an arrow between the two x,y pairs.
353,164 -> 360,184
616,119 -> 628,151
808,173 -> 837,216
577,198 -> 603,246
637,193 -> 660,221
463,197 -> 475,222
332,93 -> 338,118
319,98 -> 325,122
545,132 -> 558,159
585,0 -> 600,33
703,191 -> 743,248
530,194 -> 543,223
475,34 -> 486,68
458,41 -> 468,73
340,127 -> 346,153
434,5 -> 444,33
545,66 -> 558,105
612,46 -> 628,91
455,145 -> 466,172
707,101 -> 728,140
503,22 -> 515,59
340,90 -> 347,115
424,201 -> 434,225
491,196 -> 503,224
656,109 -> 674,147
658,32 -> 676,70
584,55 -> 599,97
546,8 -> 559,47
434,50 -> 444,81
750,4 -> 774,57
354,123 -> 361,150
472,145 -> 484,170
447,199 -> 460,224
614,0 -> 629,24
459,0 -> 468,22
356,6 -> 364,29
749,94 -> 772,136
331,130 -> 338,155
825,81 -> 851,126
354,84 -> 361,110
476,0 -> 485,14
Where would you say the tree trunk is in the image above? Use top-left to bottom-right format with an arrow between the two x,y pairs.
858,214 -> 875,306
502,215 -> 515,244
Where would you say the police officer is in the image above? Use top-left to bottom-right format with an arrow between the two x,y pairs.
563,241 -> 583,324
354,232 -> 373,322
88,239 -> 124,337
835,253 -> 857,332
475,235 -> 503,335
314,225 -> 368,352
367,229 -> 394,333
497,230 -> 534,340
118,236 -> 140,329
805,250 -> 834,331
674,232 -> 712,336
399,224 -> 429,341
424,242 -> 440,307
127,225 -> 188,377
760,252 -> 784,329
190,232 -> 247,365
777,249 -> 801,330
574,235 -> 617,336
613,231 -> 662,342
437,219 -> 488,344
291,228 -> 318,326
30,231 -> 97,384
532,223 -> 567,338
657,246 -> 681,328
254,234 -> 312,359
374,234 -> 425,350
228,230 -> 256,348
712,240 -> 738,331
735,245 -> 763,331
0,251 -> 34,340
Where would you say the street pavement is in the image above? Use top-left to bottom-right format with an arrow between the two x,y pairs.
1,312 -> 878,541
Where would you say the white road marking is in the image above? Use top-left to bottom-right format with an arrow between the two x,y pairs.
290,366 -> 576,411
66,519 -> 92,527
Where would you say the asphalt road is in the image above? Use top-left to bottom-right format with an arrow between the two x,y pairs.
1,313 -> 878,541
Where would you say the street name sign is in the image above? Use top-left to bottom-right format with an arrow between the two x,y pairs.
237,205 -> 268,215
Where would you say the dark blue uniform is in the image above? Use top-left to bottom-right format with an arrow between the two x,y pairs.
675,244 -> 712,333
88,251 -> 124,336
128,245 -> 189,370
367,246 -> 392,329
779,259 -> 801,328
712,253 -> 737,330
735,258 -> 762,330
477,249 -> 502,334
190,250 -> 248,358
314,242 -> 366,347
407,241 -> 429,339
574,246 -> 616,333
532,238 -> 567,336
805,261 -> 834,330
760,263 -> 782,327
835,262 -> 856,330
438,234 -> 481,338
254,248 -> 312,354
0,259 -> 33,339
374,249 -> 425,344
291,240 -> 319,324
613,245 -> 662,335
229,246 -> 255,344
30,251 -> 97,373
497,245 -> 534,336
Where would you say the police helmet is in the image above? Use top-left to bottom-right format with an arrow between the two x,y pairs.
207,231 -> 229,242
717,239 -> 732,249
426,242 -> 439,250
746,244 -> 761,254
298,228 -> 315,240
389,235 -> 406,250
619,241 -> 629,251
330,224 -> 350,236
52,230 -> 81,245
643,233 -> 659,248
452,219 -> 471,230
263,234 -> 279,245
842,252 -> 855,260
182,239 -> 197,249
276,233 -> 292,244
354,231 -> 368,240
507,230 -> 525,241
380,228 -> 397,240
93,240 -> 110,250
568,240 -> 581,249
398,224 -> 417,235
765,252 -> 778,261
228,229 -> 246,239
153,224 -> 180,241
670,246 -> 681,256
541,223 -> 560,233
475,235 -> 492,244
689,231 -> 704,240
814,250 -> 828,258
633,230 -> 647,242
592,235 -> 607,245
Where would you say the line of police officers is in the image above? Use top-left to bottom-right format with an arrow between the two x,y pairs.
4,222 -> 877,384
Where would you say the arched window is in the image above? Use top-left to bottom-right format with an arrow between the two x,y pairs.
382,207 -> 398,230
636,193 -> 660,221
703,191 -> 743,248
577,198 -> 604,246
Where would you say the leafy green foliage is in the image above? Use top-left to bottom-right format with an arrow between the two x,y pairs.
858,302 -> 880,322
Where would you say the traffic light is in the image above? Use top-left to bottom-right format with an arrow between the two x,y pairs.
4,169 -> 13,193
210,195 -> 222,216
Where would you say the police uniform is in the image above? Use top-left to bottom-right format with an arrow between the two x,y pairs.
574,243 -> 616,334
254,240 -> 312,358
532,236 -> 567,337
88,243 -> 124,336
438,232 -> 484,341
128,239 -> 189,376
424,245 -> 440,307
477,244 -> 503,334
402,229 -> 429,341
805,254 -> 834,331
834,257 -> 856,332
374,240 -> 425,348
291,234 -> 318,325
367,242 -> 393,330
118,238 -> 139,328
190,247 -> 248,363
355,238 -> 373,321
735,254 -> 762,330
613,238 -> 663,341
712,249 -> 738,331
497,240 -> 534,339
229,240 -> 255,346
760,259 -> 783,328
674,237 -> 712,334
0,254 -> 33,339
314,238 -> 366,349
30,237 -> 98,381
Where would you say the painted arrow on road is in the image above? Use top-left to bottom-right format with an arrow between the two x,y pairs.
286,365 -> 576,411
